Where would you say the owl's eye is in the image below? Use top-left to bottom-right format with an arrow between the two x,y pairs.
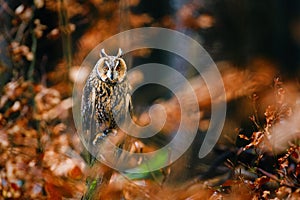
103,65 -> 109,71
115,63 -> 121,72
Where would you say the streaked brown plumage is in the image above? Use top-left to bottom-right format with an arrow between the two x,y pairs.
81,48 -> 132,145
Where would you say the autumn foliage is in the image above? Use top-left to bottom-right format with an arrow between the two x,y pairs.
0,0 -> 300,199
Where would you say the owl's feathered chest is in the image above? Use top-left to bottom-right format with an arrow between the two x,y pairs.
89,73 -> 129,128
91,77 -> 125,108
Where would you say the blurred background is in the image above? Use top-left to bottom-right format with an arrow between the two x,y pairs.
0,0 -> 300,199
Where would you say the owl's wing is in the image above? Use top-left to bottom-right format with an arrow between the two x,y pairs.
81,78 -> 96,146
127,93 -> 133,119
123,93 -> 134,128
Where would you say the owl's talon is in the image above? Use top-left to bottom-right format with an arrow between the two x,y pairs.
92,133 -> 106,145
104,129 -> 117,136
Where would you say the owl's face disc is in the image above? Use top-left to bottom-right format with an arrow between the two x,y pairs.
96,56 -> 127,84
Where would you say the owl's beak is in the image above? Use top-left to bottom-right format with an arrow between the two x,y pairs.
106,69 -> 116,82
107,69 -> 112,80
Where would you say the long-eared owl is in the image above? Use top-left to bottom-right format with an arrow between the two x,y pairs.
81,48 -> 132,145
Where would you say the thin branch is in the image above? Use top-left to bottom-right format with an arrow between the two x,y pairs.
27,27 -> 37,81
58,0 -> 72,71
257,168 -> 300,189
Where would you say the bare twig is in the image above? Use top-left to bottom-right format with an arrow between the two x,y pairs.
257,168 -> 300,189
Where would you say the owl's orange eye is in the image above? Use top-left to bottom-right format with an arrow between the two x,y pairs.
103,65 -> 109,71
115,62 -> 121,72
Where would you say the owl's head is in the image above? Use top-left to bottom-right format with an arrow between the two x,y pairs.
95,48 -> 127,84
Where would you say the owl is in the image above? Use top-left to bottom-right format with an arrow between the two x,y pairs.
81,48 -> 132,146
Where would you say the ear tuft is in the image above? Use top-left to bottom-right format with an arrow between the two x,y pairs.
100,49 -> 108,57
116,48 -> 122,57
